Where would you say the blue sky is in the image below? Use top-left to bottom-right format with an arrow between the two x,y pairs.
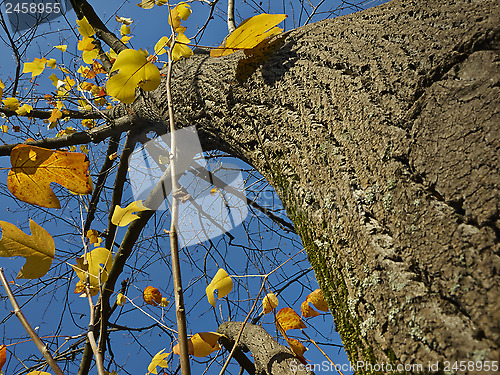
0,1 -> 387,374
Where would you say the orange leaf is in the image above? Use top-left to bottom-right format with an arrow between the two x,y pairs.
8,145 -> 93,208
262,292 -> 279,314
143,286 -> 162,306
301,289 -> 329,318
0,344 -> 6,372
287,338 -> 308,365
276,308 -> 306,333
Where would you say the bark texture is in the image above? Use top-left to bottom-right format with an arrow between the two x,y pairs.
217,322 -> 314,375
142,0 -> 499,371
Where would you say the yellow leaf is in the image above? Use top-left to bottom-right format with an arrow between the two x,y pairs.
211,14 -> 287,57
172,339 -> 194,356
111,200 -> 151,226
23,58 -> 47,78
78,37 -> 95,51
15,104 -> 33,116
48,108 -> 62,126
82,119 -> 95,128
54,45 -> 67,52
0,220 -> 55,279
176,3 -> 191,20
191,332 -> 222,357
83,49 -> 99,64
49,73 -> 64,89
169,3 -> 191,31
106,49 -> 161,104
147,349 -> 169,374
116,292 -> 126,306
154,36 -> 169,56
1,125 -> 8,133
143,286 -> 162,306
8,145 -> 92,208
301,289 -> 329,318
27,372 -> 52,375
276,307 -> 306,333
3,97 -> 20,110
76,16 -> 95,38
47,58 -> 57,69
109,152 -> 118,160
115,16 -> 133,25
262,292 -> 279,314
0,79 -> 5,98
120,25 -> 131,36
156,0 -> 167,5
206,268 -> 233,306
120,35 -> 133,44
86,229 -> 101,245
287,338 -> 308,364
58,66 -> 71,74
137,0 -> 155,9
72,247 -> 112,296
160,297 -> 169,307
171,32 -> 193,61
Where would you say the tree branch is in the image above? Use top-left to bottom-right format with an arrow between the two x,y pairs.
217,322 -> 314,375
0,268 -> 65,375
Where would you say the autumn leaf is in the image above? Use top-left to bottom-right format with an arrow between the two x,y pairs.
48,107 -> 62,127
22,58 -> 48,78
72,247 -> 112,296
211,14 -> 287,57
0,79 -> 5,98
287,338 -> 308,365
301,289 -> 329,318
173,339 -> 194,356
78,37 -> 95,51
120,25 -> 131,36
116,292 -> 126,306
111,200 -> 151,226
54,44 -> 67,52
191,332 -> 222,357
206,268 -> 233,306
147,349 -> 169,374
262,292 -> 279,314
276,307 -> 306,333
76,16 -> 95,38
115,16 -> 133,25
0,344 -> 6,372
106,49 -> 161,104
8,145 -> 92,208
83,49 -> 99,64
168,2 -> 191,31
86,229 -> 102,247
27,372 -> 52,375
15,104 -> 33,116
143,286 -> 162,306
0,220 -> 55,279
3,97 -> 20,110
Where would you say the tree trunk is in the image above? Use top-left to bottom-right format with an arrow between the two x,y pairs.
143,0 -> 499,371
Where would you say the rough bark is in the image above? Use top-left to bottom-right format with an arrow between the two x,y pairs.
9,0 -> 493,372
146,0 -> 499,371
217,322 -> 314,375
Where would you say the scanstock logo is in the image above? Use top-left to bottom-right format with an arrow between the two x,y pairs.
3,0 -> 72,33
129,126 -> 249,248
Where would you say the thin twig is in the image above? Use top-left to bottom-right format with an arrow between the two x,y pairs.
166,1 -> 191,373
0,268 -> 65,375
227,0 -> 236,33
218,277 -> 267,375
